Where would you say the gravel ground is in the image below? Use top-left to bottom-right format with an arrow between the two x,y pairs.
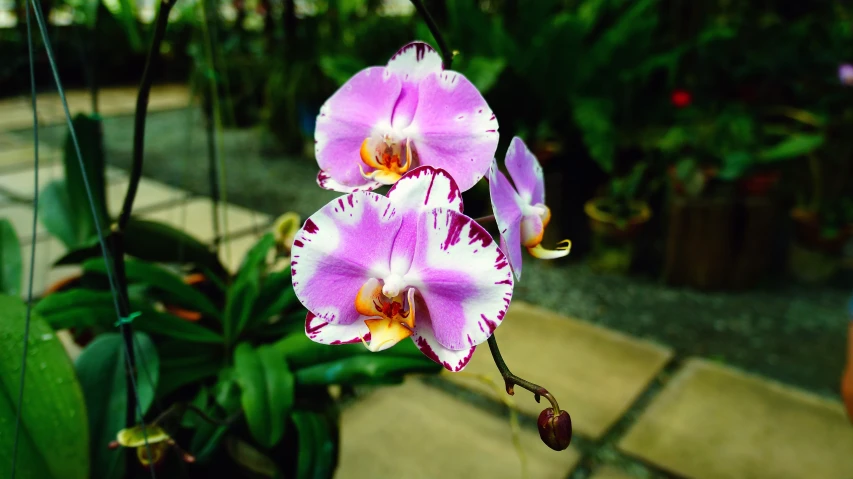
25,107 -> 853,399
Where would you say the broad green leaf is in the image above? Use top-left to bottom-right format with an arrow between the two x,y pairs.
275,331 -> 426,370
62,114 -> 108,249
318,55 -> 368,87
291,411 -> 336,479
572,97 -> 615,173
0,219 -> 22,296
759,134 -> 825,162
157,342 -> 223,398
226,234 -> 275,338
234,343 -> 295,448
718,151 -> 753,181
37,180 -> 79,249
83,258 -> 221,320
294,355 -> 441,386
248,265 -> 297,333
459,56 -> 507,94
123,218 -> 229,278
0,295 -> 89,479
35,289 -> 224,344
75,332 -> 158,479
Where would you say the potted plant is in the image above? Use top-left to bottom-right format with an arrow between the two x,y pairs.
584,162 -> 654,273
657,104 -> 823,289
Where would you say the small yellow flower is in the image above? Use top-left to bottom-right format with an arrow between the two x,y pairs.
109,424 -> 195,467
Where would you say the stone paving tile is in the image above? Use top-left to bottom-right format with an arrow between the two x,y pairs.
19,237 -> 80,298
140,197 -> 272,242
618,358 -> 853,479
0,144 -> 61,170
0,163 -> 65,199
0,85 -> 190,130
588,465 -> 635,479
444,301 -> 673,439
105,176 -> 190,216
0,203 -> 46,240
337,379 -> 581,479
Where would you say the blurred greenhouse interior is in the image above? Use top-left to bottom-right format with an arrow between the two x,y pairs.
1,1 -> 853,478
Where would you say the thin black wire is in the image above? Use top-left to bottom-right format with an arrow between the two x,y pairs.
23,0 -> 156,476
10,3 -> 41,477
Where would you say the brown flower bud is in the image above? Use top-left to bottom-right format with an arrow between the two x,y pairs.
537,408 -> 572,451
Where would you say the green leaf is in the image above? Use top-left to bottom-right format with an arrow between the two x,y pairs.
75,332 -> 158,479
123,218 -> 228,278
37,180 -> 80,249
248,265 -> 296,333
226,234 -> 275,339
459,56 -> 507,94
35,289 -> 224,344
0,219 -> 22,296
234,343 -> 295,448
83,258 -> 221,320
318,55 -> 368,87
294,355 -> 441,386
572,97 -> 615,173
291,411 -> 336,479
0,295 -> 89,479
759,134 -> 825,162
61,114 -> 108,248
718,151 -> 753,181
275,331 -> 426,370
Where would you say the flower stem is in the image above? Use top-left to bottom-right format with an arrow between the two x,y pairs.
474,214 -> 495,224
487,334 -> 561,414
114,0 -> 176,475
410,0 -> 453,69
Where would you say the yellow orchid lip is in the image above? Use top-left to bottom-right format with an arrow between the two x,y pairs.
359,136 -> 412,185
528,240 -> 572,259
355,279 -> 416,352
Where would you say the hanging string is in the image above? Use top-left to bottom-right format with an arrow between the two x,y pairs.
22,0 -> 157,476
10,2 -> 42,477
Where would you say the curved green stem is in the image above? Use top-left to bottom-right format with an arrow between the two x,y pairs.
410,0 -> 453,69
487,334 -> 561,414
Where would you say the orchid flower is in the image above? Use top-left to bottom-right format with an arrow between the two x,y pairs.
291,166 -> 513,371
489,136 -> 571,280
314,41 -> 499,193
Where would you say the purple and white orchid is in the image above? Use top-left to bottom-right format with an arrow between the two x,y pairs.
489,137 -> 571,280
314,41 -> 499,193
291,166 -> 513,372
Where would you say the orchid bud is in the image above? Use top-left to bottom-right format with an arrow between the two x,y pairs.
273,212 -> 301,255
537,408 -> 572,451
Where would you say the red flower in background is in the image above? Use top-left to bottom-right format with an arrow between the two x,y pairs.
671,89 -> 692,108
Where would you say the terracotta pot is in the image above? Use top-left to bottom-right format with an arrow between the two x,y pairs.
790,207 -> 853,255
584,198 -> 652,242
738,170 -> 781,197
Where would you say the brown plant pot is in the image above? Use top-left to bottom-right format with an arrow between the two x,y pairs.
663,195 -> 777,290
584,198 -> 652,243
790,208 -> 853,255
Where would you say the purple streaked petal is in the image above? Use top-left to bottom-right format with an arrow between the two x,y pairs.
403,71 -> 499,192
291,192 -> 401,326
489,161 -> 524,280
386,42 -> 444,129
315,67 -> 401,189
505,136 -> 545,205
387,166 -> 464,214
406,209 -> 513,350
317,170 -> 381,193
305,311 -> 369,345
386,41 -> 444,82
411,302 -> 476,372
